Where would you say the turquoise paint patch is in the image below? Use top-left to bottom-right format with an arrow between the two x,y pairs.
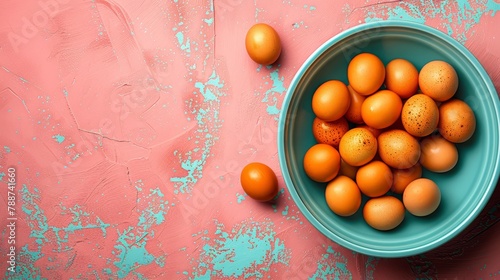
135,179 -> 144,192
155,256 -> 166,268
486,0 -> 500,16
4,146 -> 11,153
266,103 -> 280,115
309,246 -> 351,279
192,220 -> 290,279
56,205 -> 109,238
112,181 -> 168,278
364,0 -> 500,43
292,21 -> 308,29
262,69 -> 286,102
387,6 -> 426,23
261,68 -> 286,118
236,193 -> 245,203
176,31 -> 191,53
175,31 -> 183,42
170,70 -> 225,194
52,134 -> 65,144
195,82 -> 217,101
12,244 -> 43,279
151,187 -> 164,197
206,71 -> 224,88
194,269 -> 212,279
364,255 -> 380,279
303,4 -> 316,11
145,206 -> 167,225
12,185 -> 109,279
114,227 -> 155,279
277,188 -> 285,196
204,17 -> 214,25
282,206 -> 289,216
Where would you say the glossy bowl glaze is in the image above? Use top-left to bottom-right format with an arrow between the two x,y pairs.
278,21 -> 500,258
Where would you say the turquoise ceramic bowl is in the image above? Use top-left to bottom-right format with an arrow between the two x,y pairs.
278,21 -> 500,258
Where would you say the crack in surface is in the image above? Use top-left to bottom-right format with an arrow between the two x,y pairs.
125,165 -> 139,214
77,128 -> 150,151
62,90 -> 83,131
1,65 -> 45,92
2,87 -> 31,114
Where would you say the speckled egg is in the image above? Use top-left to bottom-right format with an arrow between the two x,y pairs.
401,93 -> 439,137
438,98 -> 476,143
418,60 -> 459,102
312,117 -> 349,148
339,127 -> 378,167
377,129 -> 421,169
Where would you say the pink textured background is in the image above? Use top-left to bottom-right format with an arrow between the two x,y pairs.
1,0 -> 499,279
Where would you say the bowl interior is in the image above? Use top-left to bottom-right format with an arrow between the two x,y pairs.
279,21 -> 500,257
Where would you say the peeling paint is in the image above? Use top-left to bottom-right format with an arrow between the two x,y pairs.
260,67 -> 286,118
170,70 -> 225,194
191,220 -> 290,279
363,0 -> 500,42
309,246 -> 351,279
52,134 -> 66,144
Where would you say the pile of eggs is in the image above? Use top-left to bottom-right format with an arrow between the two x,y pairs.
239,23 -> 477,231
303,53 -> 476,231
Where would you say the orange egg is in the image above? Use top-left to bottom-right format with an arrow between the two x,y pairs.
338,159 -> 359,181
345,85 -> 365,124
240,162 -> 279,202
385,58 -> 419,99
356,161 -> 393,197
403,178 -> 441,217
348,53 -> 386,96
391,163 -> 422,194
245,23 -> 281,65
438,98 -> 476,143
363,196 -> 405,231
401,94 -> 439,137
419,60 -> 459,102
339,127 -> 378,167
303,143 -> 341,182
420,134 -> 458,173
312,80 -> 351,122
312,117 -> 349,148
325,176 -> 362,216
361,90 -> 403,129
378,129 -> 421,169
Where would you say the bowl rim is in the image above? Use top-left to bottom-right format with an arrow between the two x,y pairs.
277,20 -> 500,258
